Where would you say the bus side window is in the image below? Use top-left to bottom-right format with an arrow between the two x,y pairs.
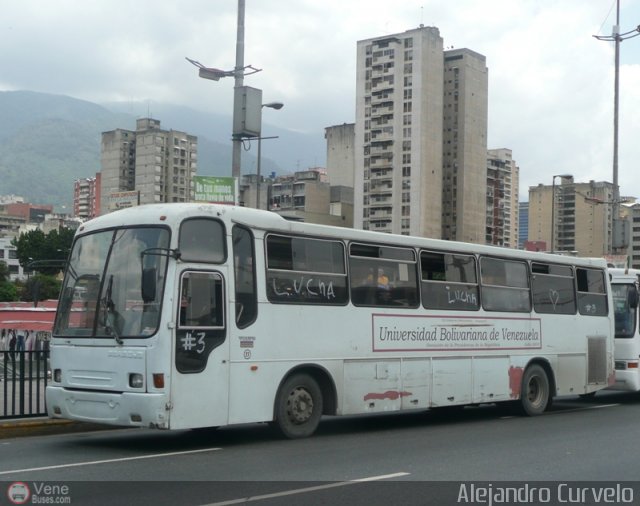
480,257 -> 531,312
233,225 -> 257,328
420,251 -> 479,311
531,263 -> 576,315
179,271 -> 224,328
349,243 -> 418,308
576,268 -> 608,316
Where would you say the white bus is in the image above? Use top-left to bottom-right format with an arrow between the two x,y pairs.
46,204 -> 614,438
608,268 -> 640,391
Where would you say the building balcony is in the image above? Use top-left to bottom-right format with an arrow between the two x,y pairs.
371,105 -> 394,117
369,195 -> 393,205
370,158 -> 393,169
370,145 -> 393,156
370,170 -> 392,181
371,132 -> 394,143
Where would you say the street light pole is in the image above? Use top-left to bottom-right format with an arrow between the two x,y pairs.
593,0 -> 640,253
231,0 -> 246,180
550,174 -> 572,253
256,102 -> 283,210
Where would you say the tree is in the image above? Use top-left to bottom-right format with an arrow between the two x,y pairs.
0,281 -> 18,302
23,273 -> 61,305
0,260 -> 9,283
0,260 -> 17,302
12,227 -> 74,276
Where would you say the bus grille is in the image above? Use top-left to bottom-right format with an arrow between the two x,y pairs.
587,337 -> 607,384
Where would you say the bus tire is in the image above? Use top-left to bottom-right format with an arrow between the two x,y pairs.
273,373 -> 323,439
519,364 -> 550,416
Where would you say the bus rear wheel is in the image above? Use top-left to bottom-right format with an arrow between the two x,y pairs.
273,373 -> 323,439
520,364 -> 550,416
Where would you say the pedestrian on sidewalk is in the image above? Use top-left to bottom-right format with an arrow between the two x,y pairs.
16,330 -> 25,352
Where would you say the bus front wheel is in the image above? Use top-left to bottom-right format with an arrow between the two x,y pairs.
520,364 -> 550,416
273,373 -> 323,439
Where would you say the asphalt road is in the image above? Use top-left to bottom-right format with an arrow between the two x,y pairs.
0,390 -> 639,505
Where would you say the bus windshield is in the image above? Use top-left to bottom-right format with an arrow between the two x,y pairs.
612,284 -> 637,339
54,226 -> 170,338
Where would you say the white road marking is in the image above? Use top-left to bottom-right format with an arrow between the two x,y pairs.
500,402 -> 620,419
203,472 -> 411,506
0,447 -> 222,476
549,403 -> 620,414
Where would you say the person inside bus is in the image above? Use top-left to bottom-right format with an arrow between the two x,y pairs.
377,268 -> 390,290
376,267 -> 392,304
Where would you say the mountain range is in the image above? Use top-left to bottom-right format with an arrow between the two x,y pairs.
0,91 -> 326,210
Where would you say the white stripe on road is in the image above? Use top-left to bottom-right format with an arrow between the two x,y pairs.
500,402 -> 620,419
549,403 -> 620,414
203,472 -> 411,506
0,447 -> 222,476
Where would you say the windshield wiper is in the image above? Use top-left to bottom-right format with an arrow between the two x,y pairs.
102,275 -> 123,345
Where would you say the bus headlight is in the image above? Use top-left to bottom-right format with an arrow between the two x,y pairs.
129,373 -> 144,389
53,369 -> 62,383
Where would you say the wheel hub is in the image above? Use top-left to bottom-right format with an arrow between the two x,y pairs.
287,387 -> 314,424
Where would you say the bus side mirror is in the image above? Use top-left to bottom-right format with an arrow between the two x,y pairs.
141,267 -> 157,303
629,289 -> 639,310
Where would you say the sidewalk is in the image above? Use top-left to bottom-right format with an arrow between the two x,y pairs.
0,417 -> 115,439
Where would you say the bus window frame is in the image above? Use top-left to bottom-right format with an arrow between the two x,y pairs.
177,270 -> 226,330
178,217 -> 227,264
479,256 -> 531,313
265,233 -> 348,306
348,242 -> 419,308
530,262 -> 577,315
576,267 -> 609,317
419,249 -> 479,311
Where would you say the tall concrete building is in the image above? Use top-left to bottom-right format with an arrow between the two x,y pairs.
354,26 -> 488,240
442,49 -> 489,243
528,177 -> 614,257
486,149 -> 519,248
73,175 -> 101,220
100,118 -> 197,213
355,26 -> 444,237
518,202 -> 529,249
325,123 -> 355,188
620,201 -> 640,268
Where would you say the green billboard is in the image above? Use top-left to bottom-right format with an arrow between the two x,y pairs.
193,176 -> 237,204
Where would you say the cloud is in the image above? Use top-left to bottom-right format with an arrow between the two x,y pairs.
2,0 -> 639,201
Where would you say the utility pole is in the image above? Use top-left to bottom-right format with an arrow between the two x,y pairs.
593,0 -> 640,253
231,0 -> 246,180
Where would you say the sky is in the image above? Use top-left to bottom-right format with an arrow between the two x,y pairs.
2,0 -> 640,201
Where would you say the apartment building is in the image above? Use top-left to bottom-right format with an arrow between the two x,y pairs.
442,49 -> 489,243
73,175 -> 101,220
519,202 -> 529,249
354,26 -> 488,241
486,149 -> 519,248
325,123 -> 356,188
528,177 -> 614,257
0,237 -> 23,281
355,26 -> 444,237
620,201 -> 640,268
100,118 -> 197,213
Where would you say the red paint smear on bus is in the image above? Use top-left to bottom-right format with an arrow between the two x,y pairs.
508,366 -> 523,399
364,390 -> 412,401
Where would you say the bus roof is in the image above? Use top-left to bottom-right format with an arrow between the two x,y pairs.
609,268 -> 640,282
77,203 -> 608,269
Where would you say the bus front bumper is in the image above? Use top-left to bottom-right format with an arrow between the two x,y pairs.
46,386 -> 170,429
608,365 -> 640,392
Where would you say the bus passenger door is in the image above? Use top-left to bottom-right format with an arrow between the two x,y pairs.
170,269 -> 229,429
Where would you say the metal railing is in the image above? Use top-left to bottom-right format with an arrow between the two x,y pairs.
1,350 -> 50,419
